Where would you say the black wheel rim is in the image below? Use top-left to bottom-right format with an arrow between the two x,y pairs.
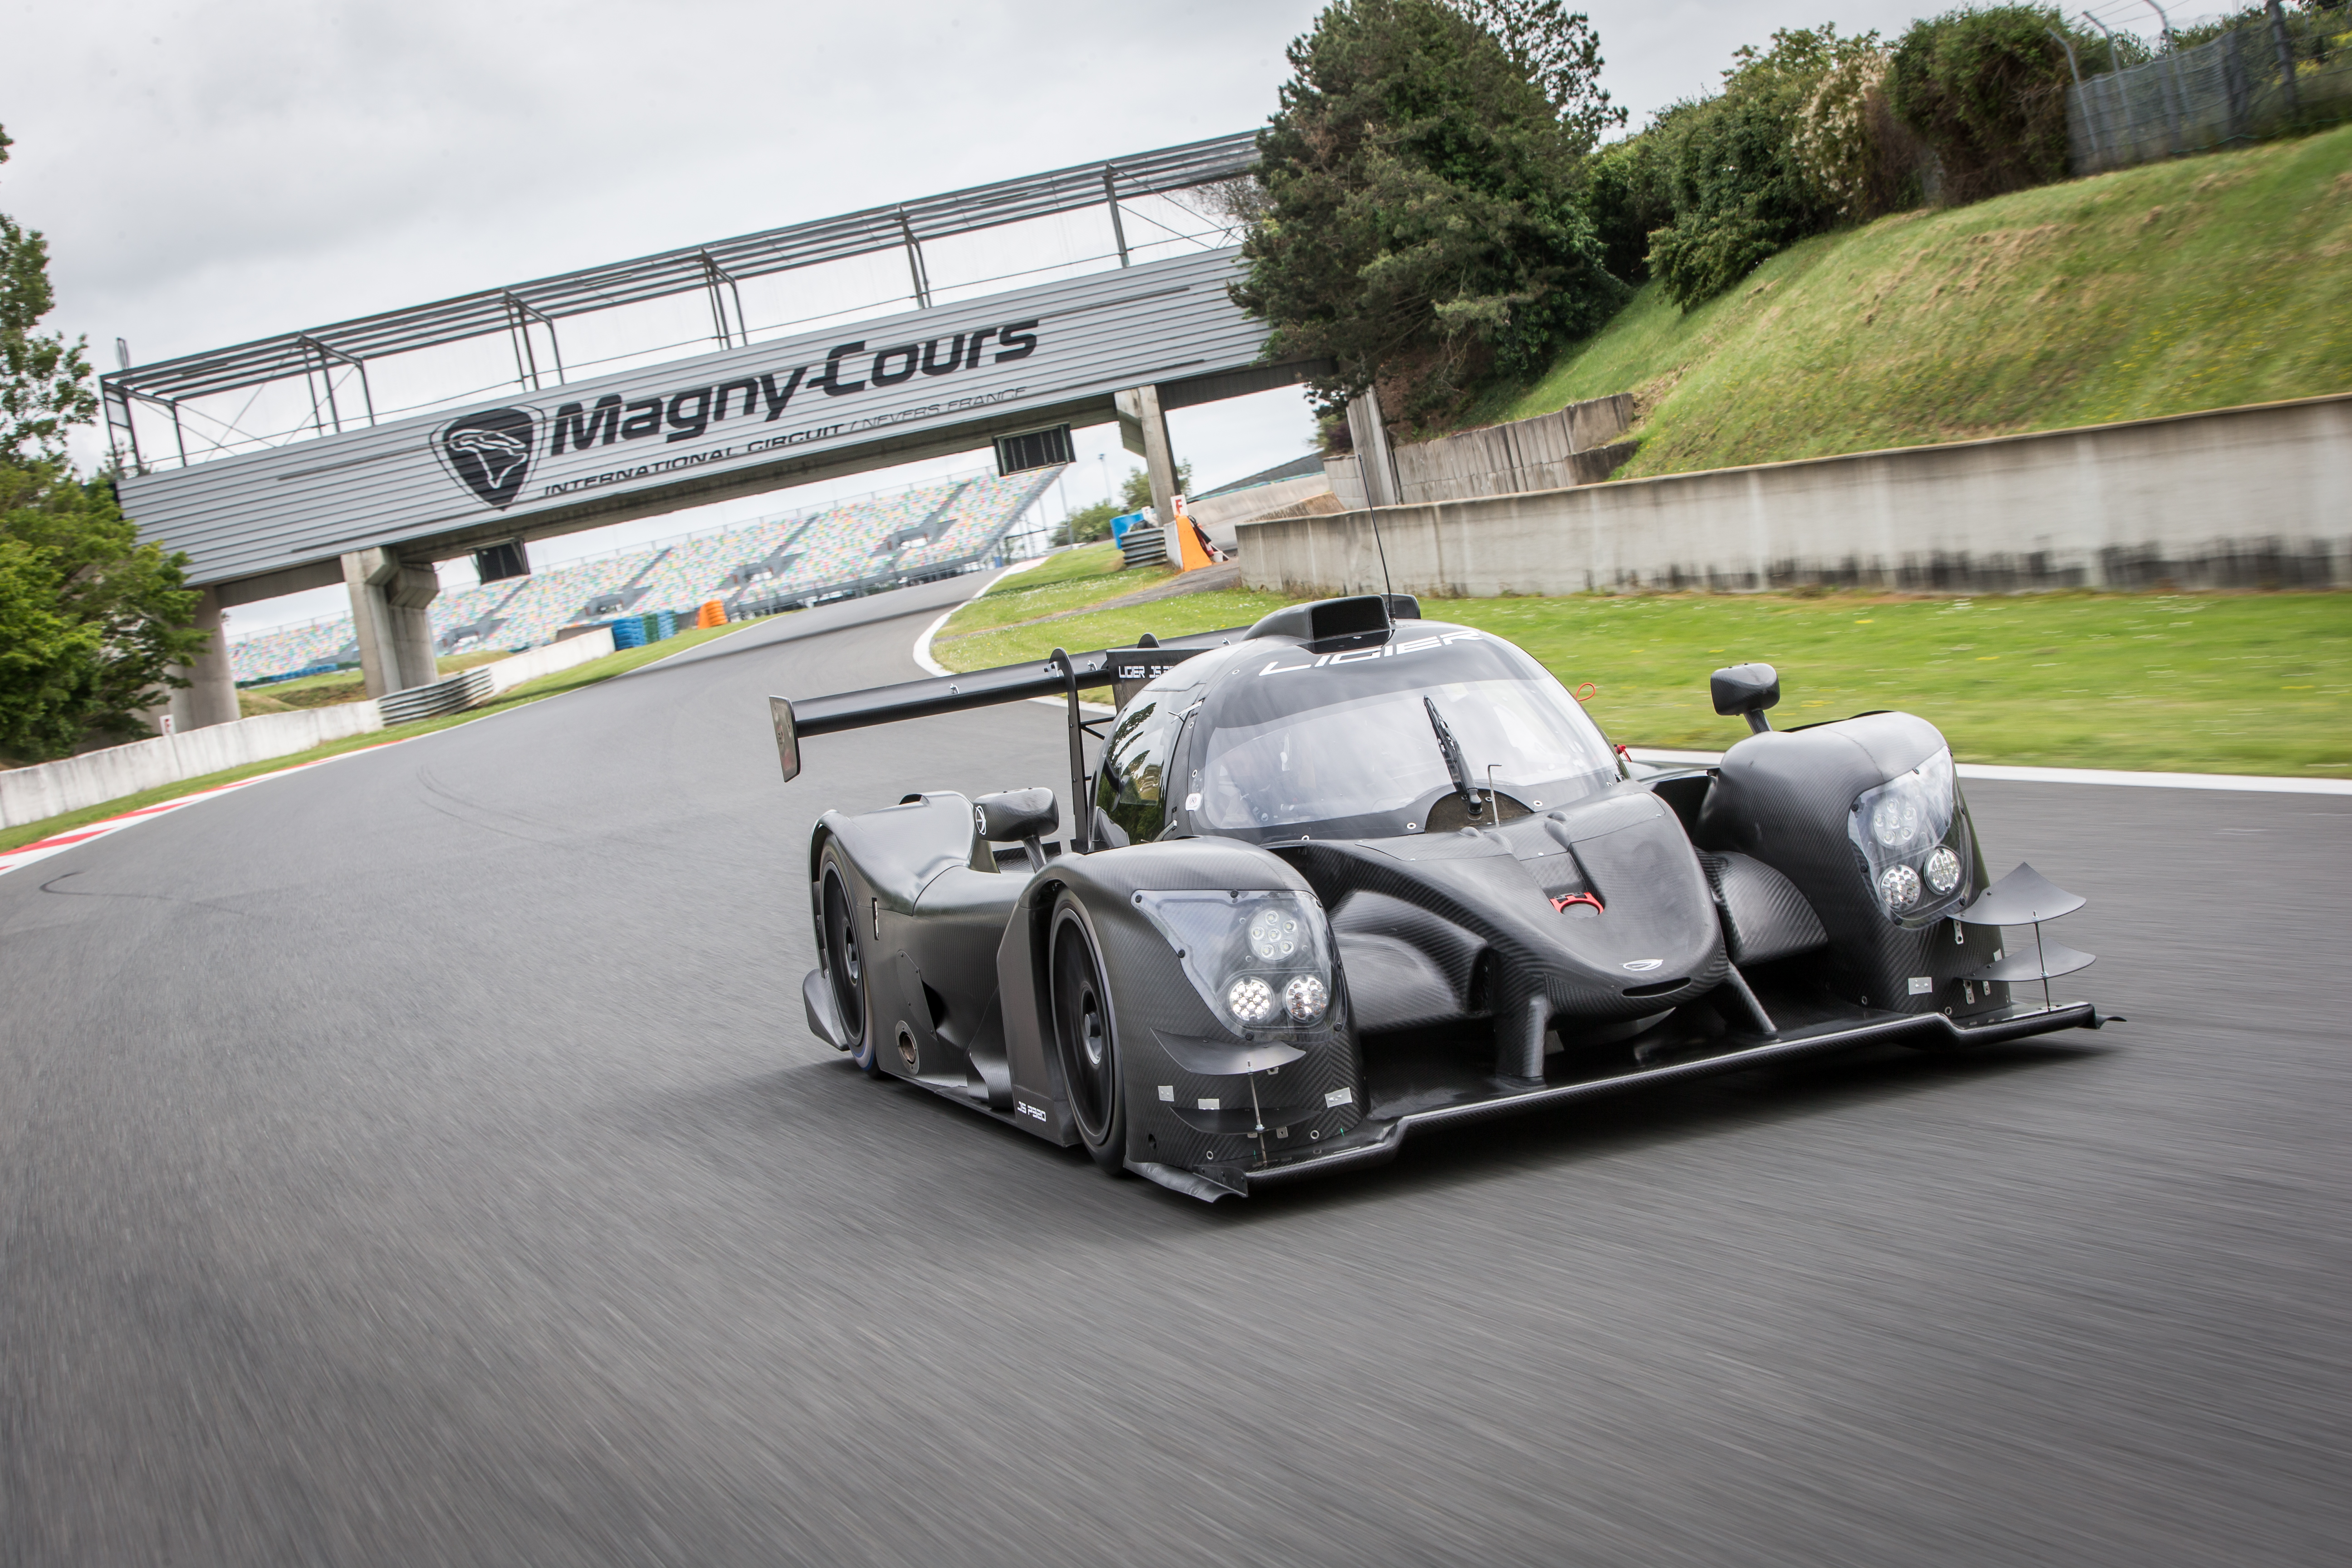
821,865 -> 865,1048
1050,911 -> 1115,1143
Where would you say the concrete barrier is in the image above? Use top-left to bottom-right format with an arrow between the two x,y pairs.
1240,394 -> 2352,599
0,700 -> 385,831
0,627 -> 623,832
482,625 -> 616,695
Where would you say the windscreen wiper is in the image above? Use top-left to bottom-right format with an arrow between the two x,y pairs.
1424,697 -> 1485,819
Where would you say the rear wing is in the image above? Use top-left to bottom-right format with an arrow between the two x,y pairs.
769,625 -> 1243,789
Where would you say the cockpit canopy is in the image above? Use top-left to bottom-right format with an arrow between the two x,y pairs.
1093,612 -> 1620,846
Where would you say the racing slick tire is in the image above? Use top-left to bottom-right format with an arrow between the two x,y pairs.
818,845 -> 882,1077
1048,891 -> 1127,1174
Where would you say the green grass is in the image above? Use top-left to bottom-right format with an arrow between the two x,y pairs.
1475,125 -> 2352,477
933,588 -> 2352,776
941,544 -> 1177,636
1,620 -> 757,853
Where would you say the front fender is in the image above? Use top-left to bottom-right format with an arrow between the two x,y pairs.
997,841 -> 1368,1172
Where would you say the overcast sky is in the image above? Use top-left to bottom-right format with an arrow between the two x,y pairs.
0,0 -> 2199,633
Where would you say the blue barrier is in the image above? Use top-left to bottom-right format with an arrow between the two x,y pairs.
656,609 -> 678,640
611,617 -> 647,649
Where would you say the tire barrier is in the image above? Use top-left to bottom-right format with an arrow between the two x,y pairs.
377,666 -> 497,725
696,600 -> 728,629
1118,525 -> 1167,568
612,617 -> 647,650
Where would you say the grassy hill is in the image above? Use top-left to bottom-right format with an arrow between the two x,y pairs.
1471,124 -> 2352,477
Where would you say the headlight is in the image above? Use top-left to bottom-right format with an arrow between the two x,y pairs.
1227,977 -> 1276,1024
1248,905 -> 1301,960
1133,888 -> 1336,1034
1848,748 -> 1970,927
1283,975 -> 1328,1024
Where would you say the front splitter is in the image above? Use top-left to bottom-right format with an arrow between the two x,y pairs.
1145,1000 -> 2109,1200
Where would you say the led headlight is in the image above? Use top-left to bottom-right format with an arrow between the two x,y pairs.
1849,748 -> 1967,927
1247,905 -> 1301,960
1132,888 -> 1337,1036
1226,976 -> 1276,1025
1283,975 -> 1328,1024
1870,792 -> 1927,850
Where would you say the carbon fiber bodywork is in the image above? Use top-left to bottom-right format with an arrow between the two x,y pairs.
787,599 -> 2107,1200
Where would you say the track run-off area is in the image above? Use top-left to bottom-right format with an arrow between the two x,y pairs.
2,577 -> 2345,1566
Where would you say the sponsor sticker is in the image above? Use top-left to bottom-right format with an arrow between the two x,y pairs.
1198,1098 -> 1220,1111
1908,976 -> 1934,995
1015,1101 -> 1047,1122
1324,1088 -> 1353,1108
1157,1085 -> 1175,1102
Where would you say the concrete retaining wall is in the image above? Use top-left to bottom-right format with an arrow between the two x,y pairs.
0,700 -> 385,832
482,625 -> 616,695
1186,476 -> 1333,547
1240,395 -> 2352,600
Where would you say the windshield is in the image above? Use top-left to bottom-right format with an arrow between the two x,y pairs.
1193,631 -> 1617,834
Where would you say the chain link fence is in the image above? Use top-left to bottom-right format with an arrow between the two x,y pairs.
2069,15 -> 2352,174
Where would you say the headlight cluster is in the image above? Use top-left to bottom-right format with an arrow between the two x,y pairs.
1135,889 -> 1336,1033
1847,748 -> 1970,925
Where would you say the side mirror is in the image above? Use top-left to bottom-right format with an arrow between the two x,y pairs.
974,787 -> 1059,871
974,787 -> 1059,843
1710,663 -> 1781,734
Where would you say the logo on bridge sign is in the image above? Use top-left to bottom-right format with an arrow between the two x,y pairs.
435,407 -> 540,509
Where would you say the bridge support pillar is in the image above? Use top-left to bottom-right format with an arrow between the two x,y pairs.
343,549 -> 441,699
1129,384 -> 1181,527
163,585 -> 241,731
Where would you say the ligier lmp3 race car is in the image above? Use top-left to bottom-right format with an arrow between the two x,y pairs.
770,593 -> 2109,1201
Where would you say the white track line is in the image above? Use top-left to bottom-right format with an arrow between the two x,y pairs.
1627,748 -> 2351,794
915,553 -> 1116,715
935,590 -> 2352,798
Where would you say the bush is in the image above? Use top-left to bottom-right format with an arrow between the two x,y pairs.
1643,27 -> 1882,308
1791,42 -> 1928,218
1889,6 -> 2080,205
1055,501 -> 1120,547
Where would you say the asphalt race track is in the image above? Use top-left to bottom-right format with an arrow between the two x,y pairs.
2,578 -> 2345,1566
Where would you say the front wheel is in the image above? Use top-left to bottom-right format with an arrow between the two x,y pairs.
1048,893 -> 1126,1174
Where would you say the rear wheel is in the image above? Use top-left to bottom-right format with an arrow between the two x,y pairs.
1048,893 -> 1126,1173
819,851 -> 880,1076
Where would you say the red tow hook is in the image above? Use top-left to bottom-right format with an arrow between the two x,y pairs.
1553,892 -> 1604,915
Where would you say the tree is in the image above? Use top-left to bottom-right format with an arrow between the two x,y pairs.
1447,0 -> 1627,151
1052,462 -> 1194,547
1119,461 -> 1191,513
0,131 -> 96,470
1232,0 -> 1626,429
1644,27 -> 1882,308
0,126 -> 205,761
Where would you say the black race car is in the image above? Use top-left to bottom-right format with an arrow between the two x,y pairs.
770,593 -> 2107,1200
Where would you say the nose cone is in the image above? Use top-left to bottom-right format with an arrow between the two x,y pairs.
1535,794 -> 1727,1009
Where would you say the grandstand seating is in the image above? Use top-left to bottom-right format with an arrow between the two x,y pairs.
226,466 -> 1063,681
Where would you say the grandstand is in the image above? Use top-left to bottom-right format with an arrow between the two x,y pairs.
227,465 -> 1065,683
